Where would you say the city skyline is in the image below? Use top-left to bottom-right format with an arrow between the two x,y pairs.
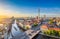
0,0 -> 60,18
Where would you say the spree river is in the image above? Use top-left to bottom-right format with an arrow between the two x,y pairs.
4,20 -> 25,39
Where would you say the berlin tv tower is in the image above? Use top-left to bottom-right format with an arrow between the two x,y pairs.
38,8 -> 40,18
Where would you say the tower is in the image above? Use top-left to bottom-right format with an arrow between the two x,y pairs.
38,8 -> 40,18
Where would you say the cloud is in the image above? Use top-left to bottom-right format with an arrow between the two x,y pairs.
40,8 -> 60,13
0,3 -> 35,17
0,2 -> 60,17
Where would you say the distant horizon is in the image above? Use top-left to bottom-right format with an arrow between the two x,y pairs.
0,14 -> 60,19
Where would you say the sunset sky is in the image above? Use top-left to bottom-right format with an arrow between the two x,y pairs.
0,0 -> 60,17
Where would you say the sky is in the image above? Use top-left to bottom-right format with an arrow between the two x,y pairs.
0,0 -> 60,17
